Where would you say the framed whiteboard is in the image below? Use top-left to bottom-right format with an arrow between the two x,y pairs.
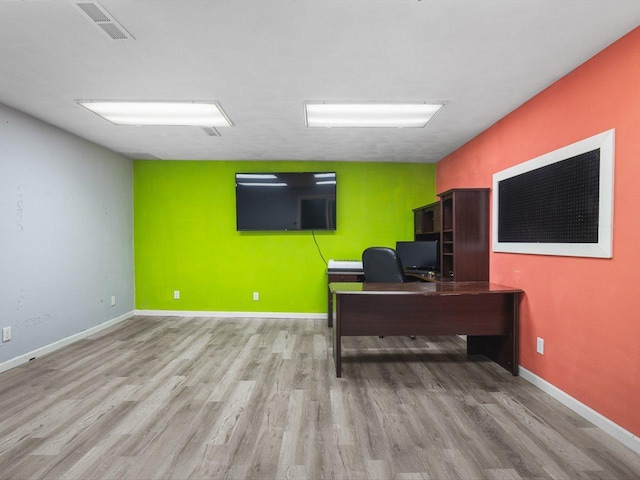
493,129 -> 614,258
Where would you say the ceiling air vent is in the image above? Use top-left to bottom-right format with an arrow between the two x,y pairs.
202,127 -> 221,137
74,1 -> 135,41
118,152 -> 161,160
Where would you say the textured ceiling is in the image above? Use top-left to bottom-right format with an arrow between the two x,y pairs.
1,0 -> 640,163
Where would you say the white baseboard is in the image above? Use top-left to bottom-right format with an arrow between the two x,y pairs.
519,366 -> 640,454
134,309 -> 327,320
0,310 -> 135,374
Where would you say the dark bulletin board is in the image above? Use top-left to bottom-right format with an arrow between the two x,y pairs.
497,149 -> 600,244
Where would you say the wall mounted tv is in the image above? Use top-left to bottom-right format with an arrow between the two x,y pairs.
235,172 -> 336,231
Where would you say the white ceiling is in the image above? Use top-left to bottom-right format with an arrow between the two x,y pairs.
1,0 -> 640,163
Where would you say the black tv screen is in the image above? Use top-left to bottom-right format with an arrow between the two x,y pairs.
236,172 -> 336,231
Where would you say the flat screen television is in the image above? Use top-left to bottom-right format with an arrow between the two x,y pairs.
395,240 -> 439,271
236,172 -> 336,231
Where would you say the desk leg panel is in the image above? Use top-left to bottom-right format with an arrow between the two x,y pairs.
467,292 -> 520,375
467,335 -> 515,374
328,288 -> 333,328
333,295 -> 342,378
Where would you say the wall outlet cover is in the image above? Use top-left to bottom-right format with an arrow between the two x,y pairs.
2,327 -> 11,342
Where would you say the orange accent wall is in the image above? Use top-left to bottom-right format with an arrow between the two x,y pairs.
437,26 -> 640,437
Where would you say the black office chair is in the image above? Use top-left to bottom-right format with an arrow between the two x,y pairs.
362,247 -> 406,283
362,247 -> 415,339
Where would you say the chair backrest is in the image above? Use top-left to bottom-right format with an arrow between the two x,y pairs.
362,247 -> 406,283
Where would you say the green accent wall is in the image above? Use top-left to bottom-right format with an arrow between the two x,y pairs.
133,160 -> 436,313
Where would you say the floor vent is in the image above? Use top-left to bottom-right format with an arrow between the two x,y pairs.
74,1 -> 134,41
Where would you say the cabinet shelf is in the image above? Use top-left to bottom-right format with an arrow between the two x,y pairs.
438,188 -> 489,282
412,189 -> 489,281
413,201 -> 440,241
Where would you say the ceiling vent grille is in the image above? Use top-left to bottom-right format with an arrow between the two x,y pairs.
118,152 -> 161,160
202,127 -> 221,137
74,1 -> 135,41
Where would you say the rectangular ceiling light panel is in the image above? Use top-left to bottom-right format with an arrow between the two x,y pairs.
305,103 -> 443,128
77,101 -> 233,127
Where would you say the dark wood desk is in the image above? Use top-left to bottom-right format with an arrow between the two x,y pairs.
330,281 -> 522,378
326,269 -> 437,327
326,269 -> 364,327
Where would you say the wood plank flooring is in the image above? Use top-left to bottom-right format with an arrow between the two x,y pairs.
0,315 -> 639,479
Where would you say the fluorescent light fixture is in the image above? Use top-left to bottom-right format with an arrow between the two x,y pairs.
236,174 -> 278,180
238,183 -> 287,187
304,102 -> 443,128
315,172 -> 336,185
236,173 -> 285,186
77,101 -> 233,127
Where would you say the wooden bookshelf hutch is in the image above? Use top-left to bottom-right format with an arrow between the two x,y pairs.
413,188 -> 489,281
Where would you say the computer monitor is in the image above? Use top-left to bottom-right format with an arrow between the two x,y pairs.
395,241 -> 439,271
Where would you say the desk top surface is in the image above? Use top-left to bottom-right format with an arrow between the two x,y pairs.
329,281 -> 523,295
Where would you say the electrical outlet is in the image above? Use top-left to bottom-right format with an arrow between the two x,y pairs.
2,327 -> 11,342
536,337 -> 544,355
111,295 -> 116,306
174,290 -> 180,300
253,292 -> 259,301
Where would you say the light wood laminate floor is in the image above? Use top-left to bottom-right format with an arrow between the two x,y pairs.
0,316 -> 639,480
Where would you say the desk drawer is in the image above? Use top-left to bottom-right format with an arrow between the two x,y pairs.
328,273 -> 361,283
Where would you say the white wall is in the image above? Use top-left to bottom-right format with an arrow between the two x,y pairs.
0,103 -> 134,365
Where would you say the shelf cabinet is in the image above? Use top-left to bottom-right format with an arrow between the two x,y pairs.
413,201 -> 440,241
438,188 -> 489,281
